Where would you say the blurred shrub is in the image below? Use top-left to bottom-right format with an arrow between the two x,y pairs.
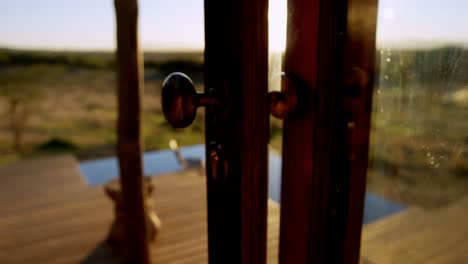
451,154 -> 468,178
145,59 -> 203,81
0,49 -> 114,69
0,50 -> 205,77
0,66 -> 46,151
37,137 -> 78,152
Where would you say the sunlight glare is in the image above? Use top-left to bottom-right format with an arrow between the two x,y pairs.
268,0 -> 287,52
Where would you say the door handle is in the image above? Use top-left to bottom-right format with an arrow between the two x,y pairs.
162,71 -> 301,125
269,74 -> 302,119
161,72 -> 229,181
161,72 -> 217,128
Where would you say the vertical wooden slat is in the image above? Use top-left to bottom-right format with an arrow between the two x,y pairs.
278,0 -> 320,262
279,0 -> 377,263
342,0 -> 378,262
114,0 -> 150,263
204,0 -> 269,263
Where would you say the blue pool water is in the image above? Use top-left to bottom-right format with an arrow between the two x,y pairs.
79,144 -> 404,224
80,145 -> 207,185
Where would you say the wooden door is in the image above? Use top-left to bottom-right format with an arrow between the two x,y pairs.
162,0 -> 379,263
161,0 -> 269,262
203,0 -> 269,263
278,0 -> 378,263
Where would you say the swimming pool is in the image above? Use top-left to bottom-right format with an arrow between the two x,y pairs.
79,144 -> 404,224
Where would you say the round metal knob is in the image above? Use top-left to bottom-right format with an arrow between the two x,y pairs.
162,72 -> 216,128
268,74 -> 299,119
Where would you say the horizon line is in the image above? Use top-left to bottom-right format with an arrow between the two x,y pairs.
2,41 -> 468,54
0,44 -> 204,53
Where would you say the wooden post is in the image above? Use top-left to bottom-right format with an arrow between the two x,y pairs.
114,0 -> 150,263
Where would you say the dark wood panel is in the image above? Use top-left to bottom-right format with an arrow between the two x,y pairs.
279,0 -> 377,263
342,0 -> 378,262
278,0 -> 319,261
204,0 -> 269,263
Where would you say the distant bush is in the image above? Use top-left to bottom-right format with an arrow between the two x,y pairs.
36,137 -> 79,152
450,148 -> 468,179
0,49 -> 205,76
0,50 -> 114,69
144,59 -> 203,77
0,51 -> 8,64
159,60 -> 203,75
452,162 -> 468,178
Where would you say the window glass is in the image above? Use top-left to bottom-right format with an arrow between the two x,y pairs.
361,1 -> 468,262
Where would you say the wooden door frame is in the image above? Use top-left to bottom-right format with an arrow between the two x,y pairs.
204,0 -> 269,263
279,0 -> 378,263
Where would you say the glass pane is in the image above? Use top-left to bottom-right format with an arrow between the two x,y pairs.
268,0 -> 287,93
268,0 -> 286,163
267,0 -> 287,263
268,0 -> 287,202
361,0 -> 468,262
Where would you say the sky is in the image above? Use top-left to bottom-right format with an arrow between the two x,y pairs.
376,0 -> 468,48
0,0 -> 467,51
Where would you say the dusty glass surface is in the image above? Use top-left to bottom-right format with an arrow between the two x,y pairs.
361,0 -> 468,262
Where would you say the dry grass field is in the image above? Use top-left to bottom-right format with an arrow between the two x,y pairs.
0,56 -> 206,164
0,48 -> 467,209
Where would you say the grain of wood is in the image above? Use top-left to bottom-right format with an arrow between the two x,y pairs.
0,156 -> 281,264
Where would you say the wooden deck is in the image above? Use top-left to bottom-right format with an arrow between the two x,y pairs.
361,196 -> 468,264
0,154 -> 466,263
0,155 -> 279,263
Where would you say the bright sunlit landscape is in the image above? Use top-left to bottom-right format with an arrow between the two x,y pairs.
0,0 -> 467,211
0,0 -> 467,263
0,0 -> 290,164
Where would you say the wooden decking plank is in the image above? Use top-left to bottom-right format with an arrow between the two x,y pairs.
7,224 -> 110,263
0,206 -> 112,249
0,194 -> 109,230
0,155 -> 84,191
0,154 -> 78,177
361,196 -> 468,263
373,199 -> 468,263
0,186 -> 103,214
424,236 -> 468,264
0,157 -> 279,264
361,208 -> 425,245
1,156 -> 465,264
